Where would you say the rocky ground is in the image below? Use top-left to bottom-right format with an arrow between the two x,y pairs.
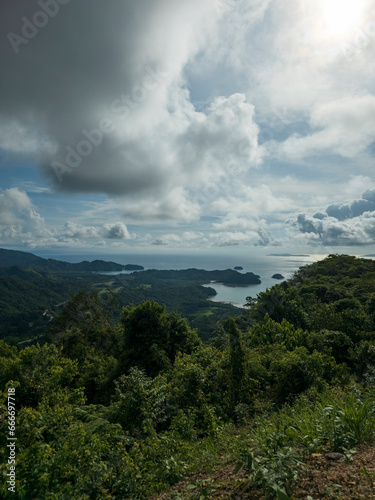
154,445 -> 375,499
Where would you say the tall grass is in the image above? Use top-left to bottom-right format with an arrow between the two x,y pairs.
237,385 -> 375,497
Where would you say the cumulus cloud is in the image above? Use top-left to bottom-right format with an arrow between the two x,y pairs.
293,213 -> 375,246
151,228 -> 272,248
209,184 -> 293,232
63,222 -> 131,240
208,230 -> 273,247
0,188 -> 133,248
278,95 -> 375,160
104,222 -> 131,240
152,231 -> 205,247
0,0 -> 263,227
176,94 -> 262,183
0,188 -> 33,225
291,190 -> 375,245
0,188 -> 55,246
322,190 -> 375,221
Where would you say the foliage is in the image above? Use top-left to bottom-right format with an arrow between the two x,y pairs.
227,318 -> 245,409
246,284 -> 308,329
107,367 -> 171,436
236,447 -> 303,498
250,386 -> 375,455
0,342 -> 79,407
0,255 -> 375,498
0,261 -> 241,344
120,301 -> 200,376
235,385 -> 375,498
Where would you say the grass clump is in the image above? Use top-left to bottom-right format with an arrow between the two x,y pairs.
235,385 -> 375,498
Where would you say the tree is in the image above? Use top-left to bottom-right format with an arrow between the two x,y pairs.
227,318 -> 245,408
120,301 -> 200,377
246,285 -> 308,329
51,290 -> 112,338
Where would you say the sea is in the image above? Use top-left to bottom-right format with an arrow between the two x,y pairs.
37,249 -> 327,309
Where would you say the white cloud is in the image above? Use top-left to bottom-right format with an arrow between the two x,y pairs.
277,95 -> 375,160
208,230 -> 274,247
150,228 -> 273,248
291,189 -> 375,246
292,212 -> 375,246
0,188 -> 56,247
103,222 -> 131,240
0,188 -> 33,225
63,222 -> 131,240
0,188 -> 133,248
175,94 -> 263,186
152,231 -> 205,247
210,184 -> 293,231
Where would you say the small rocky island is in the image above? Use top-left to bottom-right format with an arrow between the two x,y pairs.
234,266 -> 243,270
272,273 -> 285,280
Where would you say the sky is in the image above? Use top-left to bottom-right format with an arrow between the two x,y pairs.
1,0 -> 375,258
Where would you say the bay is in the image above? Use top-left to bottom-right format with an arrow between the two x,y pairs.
35,249 -> 326,309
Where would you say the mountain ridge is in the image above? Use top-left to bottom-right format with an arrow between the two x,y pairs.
0,248 -> 143,272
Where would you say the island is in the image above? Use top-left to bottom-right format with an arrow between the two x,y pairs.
234,266 -> 243,270
272,273 -> 285,280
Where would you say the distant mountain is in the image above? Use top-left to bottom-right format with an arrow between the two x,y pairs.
0,248 -> 143,273
0,248 -> 47,268
267,253 -> 310,257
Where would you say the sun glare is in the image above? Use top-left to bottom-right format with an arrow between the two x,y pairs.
321,0 -> 365,37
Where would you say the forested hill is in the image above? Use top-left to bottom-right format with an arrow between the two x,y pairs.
0,249 -> 245,343
0,247 -> 143,272
1,254 -> 375,499
246,253 -> 375,335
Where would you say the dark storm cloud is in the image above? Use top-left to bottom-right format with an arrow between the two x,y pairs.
0,0 -> 262,221
0,0 -> 211,195
0,0 -> 173,193
297,214 -> 323,234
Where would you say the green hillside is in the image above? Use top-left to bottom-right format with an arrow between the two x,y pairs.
0,248 -> 139,273
1,254 -> 375,498
0,256 -> 245,343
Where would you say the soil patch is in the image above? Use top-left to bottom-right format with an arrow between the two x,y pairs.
153,445 -> 375,499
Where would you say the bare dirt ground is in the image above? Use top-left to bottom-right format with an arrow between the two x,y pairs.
153,445 -> 375,499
